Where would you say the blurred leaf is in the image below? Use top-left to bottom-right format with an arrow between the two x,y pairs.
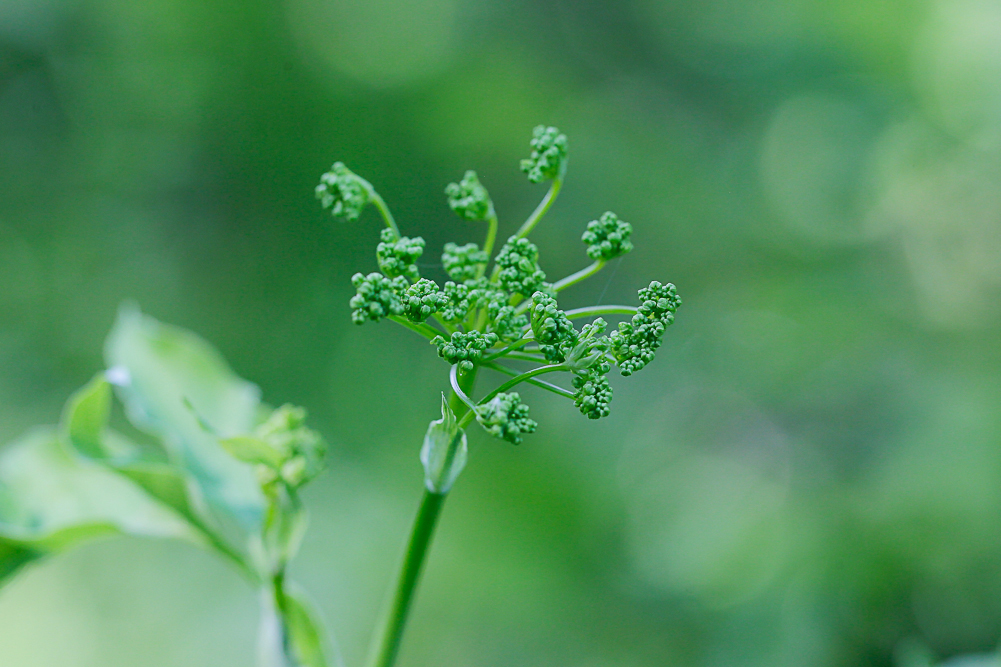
59,372 -> 259,580
258,581 -> 333,667
284,583 -> 333,667
0,427 -> 198,585
62,373 -> 112,459
104,305 -> 266,539
221,435 -> 284,469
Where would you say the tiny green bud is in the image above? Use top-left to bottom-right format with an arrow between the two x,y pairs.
402,278 -> 448,323
572,370 -> 612,420
431,331 -> 499,371
581,212 -> 633,261
520,125 -> 568,183
445,170 -> 493,221
350,272 -> 408,324
316,162 -> 371,221
496,236 -> 547,297
376,227 -> 425,282
474,392 -> 537,445
442,242 -> 488,282
529,291 -> 576,347
609,281 -> 681,376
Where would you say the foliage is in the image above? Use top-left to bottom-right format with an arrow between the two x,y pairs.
0,308 -> 332,666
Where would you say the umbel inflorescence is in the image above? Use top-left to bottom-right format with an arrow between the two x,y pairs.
318,125 -> 680,449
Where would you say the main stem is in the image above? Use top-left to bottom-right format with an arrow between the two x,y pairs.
364,490 -> 445,667
364,369 -> 478,667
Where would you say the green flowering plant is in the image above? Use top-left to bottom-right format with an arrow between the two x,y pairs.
321,125 -> 681,667
0,307 -> 333,667
0,125 -> 680,667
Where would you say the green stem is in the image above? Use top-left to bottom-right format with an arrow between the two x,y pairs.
482,362 -> 574,399
365,369 -> 477,667
369,190 -> 401,239
272,569 -> 293,662
515,178 -> 562,240
502,351 -> 547,363
481,210 -> 499,264
563,305 -> 637,320
552,260 -> 605,293
488,177 -> 563,284
481,336 -> 534,362
363,490 -> 446,667
449,365 -> 477,411
388,316 -> 443,340
431,314 -> 456,335
477,364 -> 567,407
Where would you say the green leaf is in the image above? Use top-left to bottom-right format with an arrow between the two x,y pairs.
62,374 -> 112,459
258,582 -> 333,667
0,427 -> 199,584
285,583 -> 333,667
420,394 -> 468,494
220,436 -> 284,469
58,371 -> 257,580
104,305 -> 265,538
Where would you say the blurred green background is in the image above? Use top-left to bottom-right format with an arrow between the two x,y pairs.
2,0 -> 1001,665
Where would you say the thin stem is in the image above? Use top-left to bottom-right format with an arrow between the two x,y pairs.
449,365 -> 477,411
478,364 -> 567,406
369,190 -> 401,239
482,362 -> 574,399
431,314 -> 456,335
503,351 -> 548,363
552,260 -> 606,293
515,178 -> 562,240
563,305 -> 638,320
364,490 -> 446,667
272,569 -> 293,662
388,316 -> 443,340
481,209 -> 499,264
489,177 -> 564,284
481,336 -> 534,362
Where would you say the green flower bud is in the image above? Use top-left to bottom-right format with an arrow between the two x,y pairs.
520,126 -> 568,183
316,162 -> 371,221
581,211 -> 633,261
445,171 -> 493,221
474,392 -> 538,445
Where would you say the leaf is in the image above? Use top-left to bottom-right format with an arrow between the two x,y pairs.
258,581 -> 334,667
104,305 -> 265,538
59,372 -> 257,580
420,393 -> 468,494
283,583 -> 334,667
62,374 -> 112,459
220,436 -> 284,469
0,427 -> 199,583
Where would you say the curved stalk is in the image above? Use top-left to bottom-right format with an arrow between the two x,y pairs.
515,178 -> 562,240
481,336 -> 534,363
369,190 -> 401,239
482,362 -> 575,399
563,305 -> 637,320
477,364 -> 567,407
489,177 -> 564,283
552,260 -> 605,293
449,365 -> 477,411
388,316 -> 443,341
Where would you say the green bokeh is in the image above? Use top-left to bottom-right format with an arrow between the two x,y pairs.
2,0 -> 1001,665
